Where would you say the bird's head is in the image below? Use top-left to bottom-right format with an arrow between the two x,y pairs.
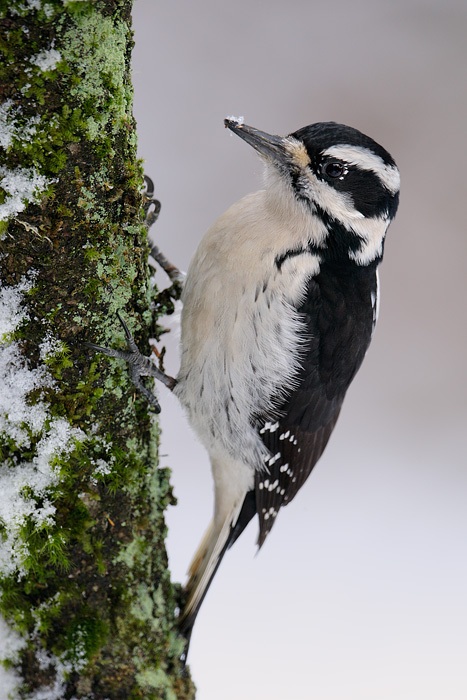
224,118 -> 400,266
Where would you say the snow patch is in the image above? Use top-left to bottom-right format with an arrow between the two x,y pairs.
23,645 -> 87,699
0,619 -> 23,698
0,618 -> 25,661
0,279 -> 85,576
30,49 -> 62,73
0,343 -> 85,575
0,166 -> 51,223
39,334 -> 65,362
34,419 -> 85,474
226,114 -> 245,125
20,651 -> 68,700
0,342 -> 54,442
92,458 -> 113,478
43,4 -> 55,19
0,274 -> 35,340
0,100 -> 16,151
0,101 -> 41,152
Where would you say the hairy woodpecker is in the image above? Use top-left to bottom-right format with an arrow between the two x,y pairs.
87,118 -> 400,642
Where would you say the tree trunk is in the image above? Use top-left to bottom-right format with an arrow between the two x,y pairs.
0,2 -> 195,698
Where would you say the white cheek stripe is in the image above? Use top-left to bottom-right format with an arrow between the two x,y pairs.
323,144 -> 400,194
301,170 -> 389,265
305,171 -> 365,222
348,215 -> 389,265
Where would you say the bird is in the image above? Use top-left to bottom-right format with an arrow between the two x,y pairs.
87,117 -> 400,645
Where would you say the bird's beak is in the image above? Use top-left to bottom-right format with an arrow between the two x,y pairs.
224,119 -> 289,166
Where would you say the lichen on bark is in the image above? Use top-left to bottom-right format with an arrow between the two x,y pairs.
0,2 -> 195,698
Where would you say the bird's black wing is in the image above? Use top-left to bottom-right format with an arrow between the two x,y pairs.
256,411 -> 341,546
255,264 -> 377,546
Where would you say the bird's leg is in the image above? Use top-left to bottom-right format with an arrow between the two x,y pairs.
149,241 -> 185,288
85,178 -> 182,411
85,312 -> 177,414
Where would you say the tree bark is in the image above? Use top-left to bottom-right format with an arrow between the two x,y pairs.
0,2 -> 195,698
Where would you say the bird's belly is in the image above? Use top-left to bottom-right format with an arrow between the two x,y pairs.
175,252 -> 320,470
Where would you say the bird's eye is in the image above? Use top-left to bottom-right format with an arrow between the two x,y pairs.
322,161 -> 345,179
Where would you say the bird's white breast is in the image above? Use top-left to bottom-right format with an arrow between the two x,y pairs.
174,190 -> 321,470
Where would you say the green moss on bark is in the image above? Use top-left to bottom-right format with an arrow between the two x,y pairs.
0,2 -> 195,698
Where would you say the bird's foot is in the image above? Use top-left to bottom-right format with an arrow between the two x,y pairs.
85,312 -> 177,413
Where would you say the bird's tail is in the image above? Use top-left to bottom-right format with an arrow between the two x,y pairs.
178,489 -> 256,642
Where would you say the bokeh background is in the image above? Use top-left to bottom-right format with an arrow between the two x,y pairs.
135,1 -> 466,699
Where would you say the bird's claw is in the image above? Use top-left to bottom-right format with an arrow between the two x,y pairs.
143,175 -> 161,229
85,312 -> 177,413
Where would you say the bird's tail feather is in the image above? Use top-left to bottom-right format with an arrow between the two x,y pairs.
179,490 -> 256,640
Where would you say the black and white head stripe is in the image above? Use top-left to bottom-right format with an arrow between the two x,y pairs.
322,144 -> 400,194
291,121 -> 397,169
290,122 -> 400,200
272,122 -> 401,265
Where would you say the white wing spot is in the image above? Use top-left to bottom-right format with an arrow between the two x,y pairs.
268,452 -> 281,467
268,479 -> 279,491
260,421 -> 280,434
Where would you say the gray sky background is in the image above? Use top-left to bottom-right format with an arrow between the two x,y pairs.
131,2 -> 467,699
